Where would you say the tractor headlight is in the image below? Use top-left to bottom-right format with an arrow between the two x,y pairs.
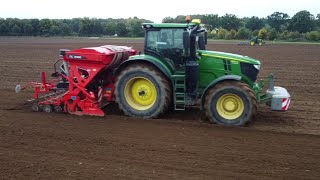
254,64 -> 261,70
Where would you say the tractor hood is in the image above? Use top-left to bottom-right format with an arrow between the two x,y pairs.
197,50 -> 261,65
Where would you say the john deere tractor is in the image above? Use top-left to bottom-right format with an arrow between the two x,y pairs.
250,36 -> 265,46
114,18 -> 290,126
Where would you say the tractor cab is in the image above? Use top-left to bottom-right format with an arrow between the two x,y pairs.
140,19 -> 208,107
142,19 -> 207,70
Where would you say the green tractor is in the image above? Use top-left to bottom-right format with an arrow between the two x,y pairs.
250,36 -> 265,46
114,18 -> 290,126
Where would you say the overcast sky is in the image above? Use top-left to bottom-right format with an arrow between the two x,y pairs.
0,0 -> 319,22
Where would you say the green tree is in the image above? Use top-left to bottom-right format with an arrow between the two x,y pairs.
174,15 -> 187,23
115,22 -> 128,36
79,17 -> 93,36
305,31 -> 319,41
23,23 -> 33,35
236,27 -> 251,39
71,18 -> 80,34
251,29 -> 259,36
315,13 -> 320,28
245,16 -> 264,31
202,14 -> 219,31
258,28 -> 269,39
289,10 -> 315,33
229,29 -> 237,39
11,24 -> 21,35
7,18 -> 22,30
217,27 -> 227,39
128,17 -> 144,37
50,25 -> 61,35
269,28 -> 277,40
60,23 -> 71,36
30,19 -> 40,36
219,14 -> 241,30
267,12 -> 290,31
0,23 -> 9,35
287,31 -> 301,41
279,30 -> 289,40
92,19 -> 103,36
162,17 -> 175,23
104,21 -> 116,35
39,19 -> 52,36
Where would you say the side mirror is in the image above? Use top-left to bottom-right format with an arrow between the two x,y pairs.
183,31 -> 190,55
204,31 -> 208,45
198,36 -> 206,50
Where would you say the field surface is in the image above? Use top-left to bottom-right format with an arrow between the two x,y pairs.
0,37 -> 319,179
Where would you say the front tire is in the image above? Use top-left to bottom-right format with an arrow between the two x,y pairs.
115,64 -> 172,118
204,81 -> 257,126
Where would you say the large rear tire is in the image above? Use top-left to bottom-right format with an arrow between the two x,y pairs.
115,64 -> 172,118
204,81 -> 257,126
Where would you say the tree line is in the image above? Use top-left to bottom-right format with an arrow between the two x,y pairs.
0,17 -> 151,37
0,10 -> 319,41
163,10 -> 320,41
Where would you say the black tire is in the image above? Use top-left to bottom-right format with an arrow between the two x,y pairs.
115,64 -> 172,118
204,81 -> 257,126
43,105 -> 53,113
54,105 -> 63,113
31,104 -> 40,112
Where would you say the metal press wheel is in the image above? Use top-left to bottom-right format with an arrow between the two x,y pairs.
43,105 -> 53,113
31,104 -> 41,112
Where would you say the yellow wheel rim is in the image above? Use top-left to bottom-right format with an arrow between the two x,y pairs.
216,93 -> 244,120
124,77 -> 157,110
250,41 -> 255,46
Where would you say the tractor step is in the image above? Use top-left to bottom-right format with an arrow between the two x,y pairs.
172,73 -> 186,111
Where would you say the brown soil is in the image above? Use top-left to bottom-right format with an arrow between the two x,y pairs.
0,37 -> 319,179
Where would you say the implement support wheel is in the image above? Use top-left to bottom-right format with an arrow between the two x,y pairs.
43,105 -> 53,113
31,104 -> 41,112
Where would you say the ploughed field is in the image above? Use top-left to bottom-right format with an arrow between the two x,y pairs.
0,37 -> 319,179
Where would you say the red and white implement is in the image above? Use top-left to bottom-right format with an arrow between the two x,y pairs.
16,45 -> 137,116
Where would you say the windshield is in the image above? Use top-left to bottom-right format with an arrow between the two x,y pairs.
146,28 -> 185,57
145,27 -> 206,65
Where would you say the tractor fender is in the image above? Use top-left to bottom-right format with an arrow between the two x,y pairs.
200,75 -> 242,110
115,58 -> 173,84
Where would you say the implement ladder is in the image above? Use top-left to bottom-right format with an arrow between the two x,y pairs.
172,73 -> 186,111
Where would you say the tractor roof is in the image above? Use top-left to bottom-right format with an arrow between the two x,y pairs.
142,23 -> 197,29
